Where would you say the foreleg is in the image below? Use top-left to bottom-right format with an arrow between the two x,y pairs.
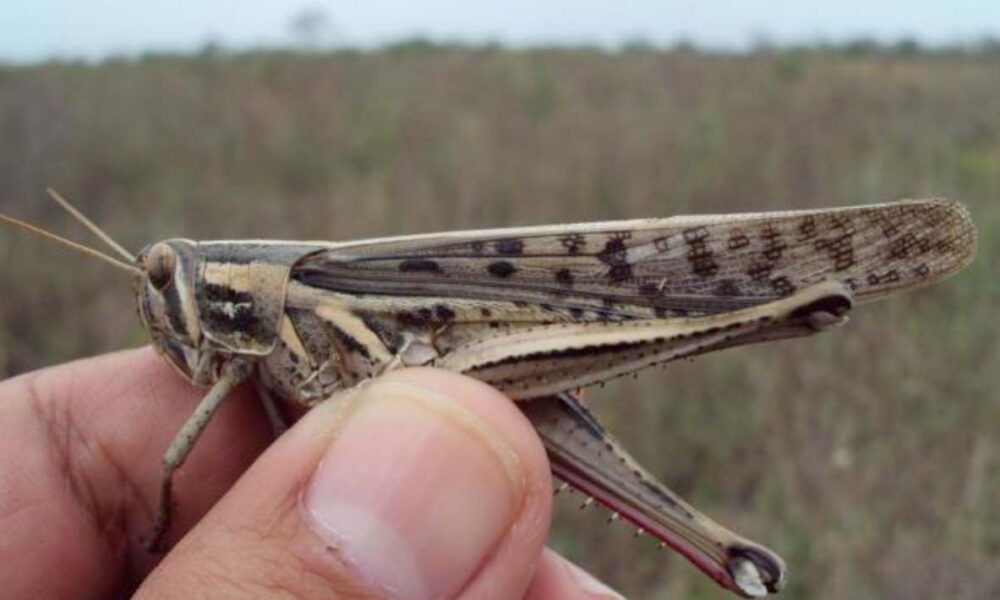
145,359 -> 252,552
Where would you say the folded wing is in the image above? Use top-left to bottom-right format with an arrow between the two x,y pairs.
293,200 -> 974,319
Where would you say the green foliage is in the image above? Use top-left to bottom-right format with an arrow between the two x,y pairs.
0,49 -> 998,598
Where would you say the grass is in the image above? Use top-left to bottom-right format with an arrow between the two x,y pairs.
0,47 -> 998,598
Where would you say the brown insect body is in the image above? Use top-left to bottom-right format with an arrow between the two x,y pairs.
2,195 -> 977,598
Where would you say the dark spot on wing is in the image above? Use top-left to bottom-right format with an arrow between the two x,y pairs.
559,234 -> 586,255
607,263 -> 633,284
434,304 -> 456,321
555,268 -> 575,286
683,226 -> 719,278
889,232 -> 921,260
760,224 -> 787,261
815,215 -> 856,271
598,237 -> 628,265
797,215 -> 818,241
829,213 -> 857,236
487,261 -> 517,278
867,269 -> 901,285
495,238 -> 525,255
714,279 -> 741,297
770,276 -> 796,296
399,259 -> 442,274
935,238 -> 956,254
747,261 -> 773,282
728,230 -> 751,250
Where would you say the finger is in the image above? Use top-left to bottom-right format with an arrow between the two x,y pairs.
524,549 -> 626,600
137,368 -> 553,600
0,347 -> 272,597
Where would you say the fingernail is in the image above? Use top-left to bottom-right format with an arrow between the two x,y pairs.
553,550 -> 627,599
304,380 -> 524,600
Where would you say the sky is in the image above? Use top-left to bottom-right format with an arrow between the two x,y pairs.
2,1 -> 999,63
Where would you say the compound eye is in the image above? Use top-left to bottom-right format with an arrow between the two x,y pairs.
146,244 -> 176,291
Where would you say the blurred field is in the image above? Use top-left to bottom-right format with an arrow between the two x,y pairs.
0,47 -> 998,598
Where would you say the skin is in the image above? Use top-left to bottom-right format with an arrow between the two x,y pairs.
0,347 -> 623,599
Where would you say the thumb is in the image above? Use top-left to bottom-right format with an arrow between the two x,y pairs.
136,368 -> 553,600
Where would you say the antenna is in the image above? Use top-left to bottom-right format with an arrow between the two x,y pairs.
0,212 -> 143,276
46,188 -> 135,262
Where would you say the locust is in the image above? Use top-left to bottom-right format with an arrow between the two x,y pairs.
0,191 -> 976,597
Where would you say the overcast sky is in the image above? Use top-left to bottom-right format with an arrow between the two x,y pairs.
3,1 -> 999,62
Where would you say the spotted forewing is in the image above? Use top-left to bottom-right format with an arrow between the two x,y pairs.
295,199 -> 974,320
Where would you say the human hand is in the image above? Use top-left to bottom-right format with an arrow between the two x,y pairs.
0,347 -> 625,599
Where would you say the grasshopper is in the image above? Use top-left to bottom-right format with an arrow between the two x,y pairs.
0,191 -> 975,597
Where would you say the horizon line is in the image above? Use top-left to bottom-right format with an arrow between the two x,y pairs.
5,31 -> 1000,67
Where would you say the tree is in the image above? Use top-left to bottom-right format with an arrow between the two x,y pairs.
289,7 -> 333,50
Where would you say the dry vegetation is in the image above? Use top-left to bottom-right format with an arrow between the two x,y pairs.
0,47 -> 997,598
